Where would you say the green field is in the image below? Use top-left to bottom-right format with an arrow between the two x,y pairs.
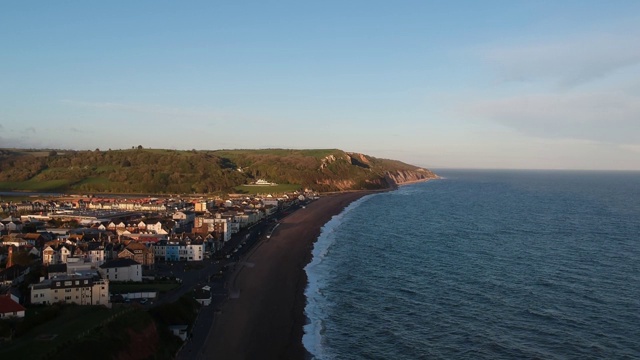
234,183 -> 302,194
76,177 -> 110,186
213,148 -> 338,159
0,305 -> 123,358
0,179 -> 71,192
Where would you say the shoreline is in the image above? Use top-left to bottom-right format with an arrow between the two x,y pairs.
200,191 -> 376,359
396,176 -> 439,187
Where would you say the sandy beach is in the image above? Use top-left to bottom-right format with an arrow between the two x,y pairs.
200,191 -> 373,359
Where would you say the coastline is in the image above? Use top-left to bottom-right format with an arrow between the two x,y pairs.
200,191 -> 375,359
396,176 -> 439,187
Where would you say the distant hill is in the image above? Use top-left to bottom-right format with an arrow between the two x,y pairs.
0,148 -> 437,194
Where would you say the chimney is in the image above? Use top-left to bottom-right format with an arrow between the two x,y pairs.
7,246 -> 13,268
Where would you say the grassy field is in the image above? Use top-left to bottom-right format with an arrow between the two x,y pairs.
109,282 -> 180,294
0,179 -> 70,192
234,183 -> 302,194
0,305 -> 123,358
213,148 -> 338,159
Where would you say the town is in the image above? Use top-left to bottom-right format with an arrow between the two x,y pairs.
0,189 -> 317,358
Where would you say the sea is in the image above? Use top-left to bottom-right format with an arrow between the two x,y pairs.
303,170 -> 640,360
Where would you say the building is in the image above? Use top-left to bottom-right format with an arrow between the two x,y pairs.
0,265 -> 30,286
153,240 -> 204,262
118,242 -> 154,268
173,211 -> 195,224
0,294 -> 26,318
193,285 -> 212,306
99,258 -> 142,282
42,243 -> 74,265
86,242 -> 106,265
30,274 -> 110,306
194,216 -> 231,242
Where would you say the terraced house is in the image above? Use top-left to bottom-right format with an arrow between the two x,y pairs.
153,239 -> 204,262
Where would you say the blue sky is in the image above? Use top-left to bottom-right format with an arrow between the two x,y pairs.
2,1 -> 640,170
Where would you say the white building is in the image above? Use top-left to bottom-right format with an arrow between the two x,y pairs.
99,258 -> 142,282
30,274 -> 110,306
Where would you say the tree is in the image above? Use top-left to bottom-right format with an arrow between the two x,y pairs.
137,145 -> 143,150
48,150 -> 57,157
11,249 -> 33,266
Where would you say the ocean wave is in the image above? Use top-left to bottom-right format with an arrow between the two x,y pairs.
303,170 -> 640,359
303,193 -> 377,360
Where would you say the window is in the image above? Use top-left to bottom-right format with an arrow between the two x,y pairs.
84,280 -> 88,284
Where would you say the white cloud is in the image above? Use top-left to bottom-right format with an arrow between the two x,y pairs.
483,32 -> 640,88
467,92 -> 640,144
619,144 -> 640,153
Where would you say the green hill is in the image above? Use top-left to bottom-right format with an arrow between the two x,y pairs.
0,148 -> 437,194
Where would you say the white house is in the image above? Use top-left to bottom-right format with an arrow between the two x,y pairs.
99,258 -> 142,282
42,244 -> 73,265
87,242 -> 106,265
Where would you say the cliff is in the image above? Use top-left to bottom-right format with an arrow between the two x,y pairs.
385,168 -> 438,187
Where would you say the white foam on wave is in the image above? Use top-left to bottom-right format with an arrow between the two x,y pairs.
303,194 -> 376,360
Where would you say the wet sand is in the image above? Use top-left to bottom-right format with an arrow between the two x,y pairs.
201,191 -> 373,359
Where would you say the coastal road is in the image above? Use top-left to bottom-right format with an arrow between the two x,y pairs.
173,220 -> 272,359
151,220 -> 269,308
